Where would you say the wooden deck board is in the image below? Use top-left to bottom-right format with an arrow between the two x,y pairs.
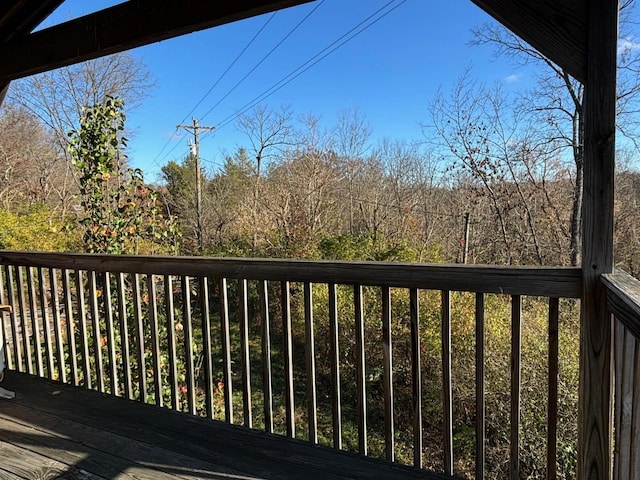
0,373 -> 450,480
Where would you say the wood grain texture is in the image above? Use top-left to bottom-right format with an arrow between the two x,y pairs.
0,0 -> 313,81
219,277 -> 234,424
132,274 -> 146,402
117,272 -> 133,400
87,271 -> 104,392
162,275 -> 178,409
410,288 -> 422,469
61,269 -> 78,386
382,286 -> 394,463
102,273 -> 118,396
475,293 -> 485,480
0,372 -> 452,480
281,281 -> 295,438
354,285 -> 367,455
15,267 -> 32,375
0,251 -> 582,298
48,268 -> 66,384
603,270 -> 640,339
510,296 -> 522,480
578,0 -> 618,477
548,298 -> 559,480
74,270 -> 90,389
37,267 -> 54,378
304,282 -> 318,444
441,290 -> 453,475
181,276 -> 196,414
260,280 -> 274,434
328,283 -> 342,450
471,0 -> 586,82
26,267 -> 43,377
240,279 -> 253,428
197,276 -> 213,418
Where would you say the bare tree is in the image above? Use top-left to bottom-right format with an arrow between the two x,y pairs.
7,52 -> 153,216
430,72 -> 570,265
237,104 -> 294,250
0,105 -> 61,210
470,1 -> 640,264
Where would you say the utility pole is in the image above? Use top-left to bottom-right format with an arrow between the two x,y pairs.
177,118 -> 215,253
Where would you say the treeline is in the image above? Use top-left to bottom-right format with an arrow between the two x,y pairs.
159,106 -> 640,274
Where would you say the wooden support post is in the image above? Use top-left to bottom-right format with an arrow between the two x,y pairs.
579,0 -> 618,478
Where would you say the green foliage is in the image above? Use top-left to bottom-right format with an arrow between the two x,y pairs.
0,205 -> 78,251
68,96 -> 180,254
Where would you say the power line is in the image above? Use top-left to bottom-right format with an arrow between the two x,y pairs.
180,12 -> 278,125
199,0 -> 325,123
204,0 -> 407,138
149,11 -> 278,168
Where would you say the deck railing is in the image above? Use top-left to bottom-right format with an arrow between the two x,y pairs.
603,270 -> 640,480
0,251 -> 582,478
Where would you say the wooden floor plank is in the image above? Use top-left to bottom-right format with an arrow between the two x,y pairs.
0,372 -> 451,480
0,439 -> 106,480
0,407 -> 202,480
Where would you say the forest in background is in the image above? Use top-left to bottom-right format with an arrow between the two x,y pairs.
0,11 -> 639,479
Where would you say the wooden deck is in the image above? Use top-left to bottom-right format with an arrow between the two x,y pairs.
0,372 -> 448,480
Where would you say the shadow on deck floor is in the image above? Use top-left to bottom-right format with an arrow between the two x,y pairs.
0,372 -> 451,480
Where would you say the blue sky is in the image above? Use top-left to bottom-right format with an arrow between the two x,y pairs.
46,0 -> 533,182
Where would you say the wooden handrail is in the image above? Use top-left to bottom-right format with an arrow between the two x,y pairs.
603,270 -> 640,340
0,251 -> 581,478
0,251 -> 582,298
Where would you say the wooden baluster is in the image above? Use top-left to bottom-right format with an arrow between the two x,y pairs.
117,273 -> 132,399
442,289 -> 453,474
5,266 -> 20,371
548,298 -> 559,480
476,292 -> 485,480
260,280 -> 273,433
281,281 -> 295,438
0,264 -> 13,370
613,320 -> 624,480
411,288 -> 423,469
382,286 -> 394,462
240,279 -> 252,428
49,269 -> 66,383
219,277 -> 233,423
618,326 -> 636,477
131,273 -> 148,404
75,270 -> 91,389
103,273 -> 118,396
199,276 -> 213,418
510,295 -> 522,480
329,283 -> 342,449
15,267 -> 33,375
132,273 -> 146,402
304,281 -> 317,444
182,276 -> 196,415
37,267 -> 54,379
62,269 -> 78,386
354,285 -> 367,455
630,334 -> 640,479
88,271 -> 104,392
164,275 -> 179,410
26,267 -> 43,377
147,274 -> 162,406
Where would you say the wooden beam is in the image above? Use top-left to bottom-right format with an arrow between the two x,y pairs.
0,0 -> 65,42
578,0 -> 618,477
0,82 -> 8,107
0,0 -> 313,82
471,0 -> 587,83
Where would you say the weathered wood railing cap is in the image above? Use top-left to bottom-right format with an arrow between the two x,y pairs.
0,250 -> 582,298
603,269 -> 640,339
